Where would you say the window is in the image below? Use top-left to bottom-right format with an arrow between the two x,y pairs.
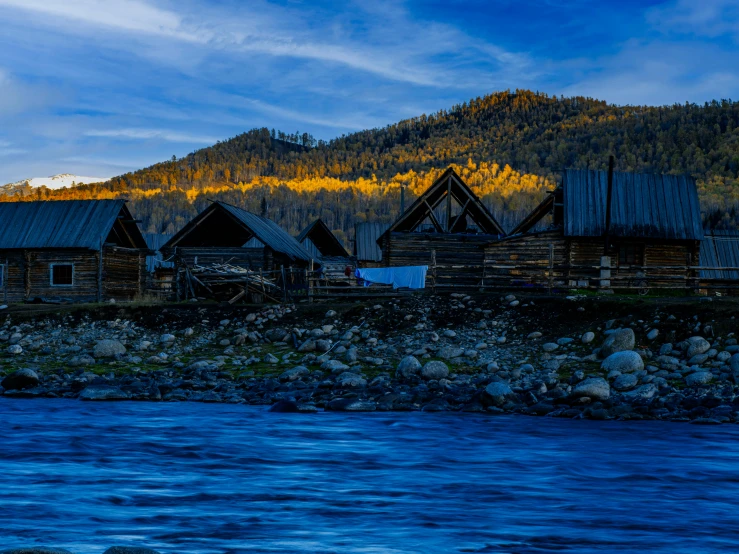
50,264 -> 74,286
617,244 -> 644,267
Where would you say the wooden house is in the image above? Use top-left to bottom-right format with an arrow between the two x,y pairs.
161,201 -> 313,271
484,169 -> 703,290
377,168 -> 506,287
700,230 -> 739,293
0,200 -> 148,303
354,222 -> 388,268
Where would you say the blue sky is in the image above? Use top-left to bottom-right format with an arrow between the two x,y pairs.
0,0 -> 738,183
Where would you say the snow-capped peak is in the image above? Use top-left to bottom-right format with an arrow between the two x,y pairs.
2,174 -> 110,191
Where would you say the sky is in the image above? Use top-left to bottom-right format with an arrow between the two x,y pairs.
1,0 -> 738,183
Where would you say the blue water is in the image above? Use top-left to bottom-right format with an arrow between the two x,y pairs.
1,400 -> 739,553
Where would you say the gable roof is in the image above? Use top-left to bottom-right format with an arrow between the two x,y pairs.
163,201 -> 313,262
355,222 -> 388,262
381,168 -> 506,238
0,199 -> 147,250
297,219 -> 349,257
562,169 -> 702,240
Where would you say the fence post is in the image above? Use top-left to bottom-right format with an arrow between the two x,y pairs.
548,243 -> 554,295
431,249 -> 437,293
600,255 -> 612,292
281,265 -> 287,303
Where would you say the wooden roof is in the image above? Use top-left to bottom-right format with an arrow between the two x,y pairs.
563,170 -> 702,240
163,201 -> 313,262
0,199 -> 147,250
380,168 -> 506,239
297,219 -> 349,258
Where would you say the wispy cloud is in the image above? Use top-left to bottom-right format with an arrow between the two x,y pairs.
85,128 -> 220,143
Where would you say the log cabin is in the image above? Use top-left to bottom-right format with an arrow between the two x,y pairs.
377,168 -> 506,287
161,200 -> 313,272
484,169 -> 703,291
0,200 -> 149,303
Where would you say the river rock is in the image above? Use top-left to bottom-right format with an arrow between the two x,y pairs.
6,344 -> 22,355
396,356 -> 422,379
279,366 -> 310,382
612,373 -> 638,391
601,351 -> 644,373
438,347 -> 464,360
420,361 -> 449,380
297,339 -> 316,352
685,371 -> 713,386
600,328 -> 635,357
542,343 -> 558,352
484,382 -> 515,407
269,400 -> 300,412
581,332 -> 595,344
686,336 -> 711,358
94,339 -> 126,358
647,329 -> 659,341
79,385 -> 131,401
327,398 -> 376,412
335,372 -> 367,388
622,383 -> 658,400
321,359 -> 349,373
1,368 -> 39,390
571,377 -> 610,401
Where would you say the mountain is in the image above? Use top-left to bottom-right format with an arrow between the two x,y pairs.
2,90 -> 739,239
1,174 -> 110,197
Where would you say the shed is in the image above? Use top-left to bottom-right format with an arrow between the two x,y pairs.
162,201 -> 312,269
485,169 -> 703,290
0,199 -> 148,303
377,168 -> 506,287
354,222 -> 389,268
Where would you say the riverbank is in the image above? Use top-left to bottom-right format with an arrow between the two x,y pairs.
1,293 -> 739,422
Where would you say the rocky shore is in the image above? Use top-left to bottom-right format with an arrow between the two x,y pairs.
2,294 -> 739,423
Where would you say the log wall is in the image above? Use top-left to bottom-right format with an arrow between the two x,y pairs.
381,232 -> 496,287
0,248 -> 146,303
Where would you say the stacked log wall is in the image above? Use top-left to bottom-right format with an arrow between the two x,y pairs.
483,231 -> 568,288
382,232 -> 495,287
103,246 -> 145,300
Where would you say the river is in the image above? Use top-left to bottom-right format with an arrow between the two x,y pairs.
1,399 -> 738,553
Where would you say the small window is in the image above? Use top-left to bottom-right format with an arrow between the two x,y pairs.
50,264 -> 74,286
617,244 -> 644,267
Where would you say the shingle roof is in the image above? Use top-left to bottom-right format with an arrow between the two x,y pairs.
0,199 -> 144,250
563,170 -> 703,240
355,222 -> 388,262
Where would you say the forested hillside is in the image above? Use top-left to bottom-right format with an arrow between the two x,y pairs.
3,90 -> 739,241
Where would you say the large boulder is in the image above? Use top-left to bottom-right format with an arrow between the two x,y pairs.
571,377 -> 610,401
686,337 -> 711,358
420,361 -> 449,380
685,371 -> 713,386
79,385 -> 131,401
601,351 -> 644,373
1,368 -> 39,391
396,356 -> 422,380
600,328 -> 635,357
483,382 -> 516,407
93,339 -> 126,358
